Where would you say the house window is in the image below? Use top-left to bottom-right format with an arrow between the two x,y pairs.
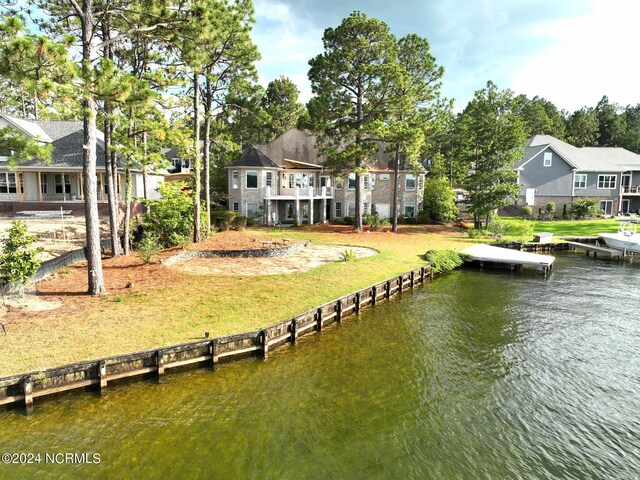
404,202 -> 416,218
0,172 -> 17,194
574,174 -> 587,190
417,175 -> 423,191
347,202 -> 356,217
320,176 -> 330,188
246,171 -> 258,189
543,152 -> 552,167
364,175 -> 369,190
0,148 -> 12,158
379,173 -> 390,180
232,171 -> 239,189
246,202 -> 258,218
405,173 -> 416,190
370,175 -> 376,190
335,202 -> 342,218
232,202 -> 239,212
597,174 -> 616,190
40,173 -> 48,194
348,173 -> 356,190
364,202 -> 369,214
55,174 -> 71,194
265,171 -> 272,188
288,173 -> 314,189
309,174 -> 315,187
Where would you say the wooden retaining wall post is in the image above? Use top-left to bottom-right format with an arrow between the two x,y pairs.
261,330 -> 269,359
386,281 -> 391,299
316,308 -> 323,332
371,286 -> 377,306
156,350 -> 165,377
336,300 -> 343,322
291,319 -> 298,344
398,275 -> 404,291
210,340 -> 218,366
410,271 -> 415,288
420,266 -> 425,283
99,361 -> 108,390
22,376 -> 33,412
355,293 -> 361,313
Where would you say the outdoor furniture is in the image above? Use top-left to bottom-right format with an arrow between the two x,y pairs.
262,241 -> 275,248
533,232 -> 554,244
282,238 -> 290,245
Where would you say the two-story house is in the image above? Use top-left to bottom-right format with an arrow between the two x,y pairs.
516,135 -> 640,216
0,113 -> 164,214
227,129 -> 425,225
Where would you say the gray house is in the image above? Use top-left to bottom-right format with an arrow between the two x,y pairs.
516,135 -> 640,216
227,129 -> 425,225
0,113 -> 164,214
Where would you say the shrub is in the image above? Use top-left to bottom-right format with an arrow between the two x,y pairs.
521,205 -> 532,219
343,216 -> 354,226
0,221 -> 43,294
489,216 -> 533,240
421,176 -> 459,224
137,235 -> 161,264
468,228 -> 492,238
362,213 -> 372,226
405,217 -> 418,224
211,209 -> 236,231
570,198 -> 600,219
339,249 -> 357,262
230,215 -> 247,230
369,213 -> 390,231
424,249 -> 470,273
397,215 -> 406,224
246,217 -> 256,227
562,203 -> 569,219
141,182 -> 193,247
537,207 -> 543,220
545,202 -> 556,219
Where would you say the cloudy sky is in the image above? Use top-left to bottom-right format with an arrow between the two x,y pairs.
250,0 -> 640,112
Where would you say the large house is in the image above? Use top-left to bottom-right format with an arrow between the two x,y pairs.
227,129 -> 425,225
516,135 -> 640,216
0,113 -> 163,214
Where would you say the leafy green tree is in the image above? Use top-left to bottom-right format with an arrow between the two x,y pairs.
307,11 -> 400,230
595,95 -> 626,147
565,107 -> 599,147
0,221 -> 42,295
261,76 -> 304,140
454,81 -> 527,229
141,182 -> 194,248
516,95 -> 566,139
421,176 -> 458,224
621,104 -> 640,153
570,198 -> 600,219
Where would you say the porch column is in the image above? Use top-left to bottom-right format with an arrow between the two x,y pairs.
295,187 -> 300,224
77,174 -> 82,200
322,198 -> 327,223
62,172 -> 66,202
80,173 -> 84,199
18,173 -> 23,202
309,199 -> 314,225
37,171 -> 42,202
265,199 -> 271,226
99,173 -> 105,201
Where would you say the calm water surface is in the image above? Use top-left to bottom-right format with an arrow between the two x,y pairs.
0,254 -> 639,479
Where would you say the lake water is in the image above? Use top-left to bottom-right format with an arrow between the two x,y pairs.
1,254 -> 639,479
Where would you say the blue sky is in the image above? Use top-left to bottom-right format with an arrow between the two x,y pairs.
250,0 -> 640,112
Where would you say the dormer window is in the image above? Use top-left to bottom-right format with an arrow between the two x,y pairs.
0,148 -> 11,160
543,152 -> 552,167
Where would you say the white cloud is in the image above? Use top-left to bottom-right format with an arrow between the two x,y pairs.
510,0 -> 640,110
252,0 -> 323,103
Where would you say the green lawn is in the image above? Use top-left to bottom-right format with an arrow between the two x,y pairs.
502,218 -> 620,237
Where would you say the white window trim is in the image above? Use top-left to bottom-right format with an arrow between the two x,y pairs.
543,152 -> 552,167
246,202 -> 258,218
597,174 -> 616,190
347,202 -> 356,217
347,173 -> 356,191
574,173 -> 587,190
232,170 -> 239,189
246,170 -> 258,189
404,202 -> 416,217
379,173 -> 390,180
335,202 -> 343,218
405,174 -> 416,191
265,171 -> 272,188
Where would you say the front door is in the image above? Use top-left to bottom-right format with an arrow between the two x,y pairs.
525,188 -> 535,206
621,199 -> 630,214
325,202 -> 331,221
599,200 -> 613,216
375,203 -> 390,218
622,174 -> 631,193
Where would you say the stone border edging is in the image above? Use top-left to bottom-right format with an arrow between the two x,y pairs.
162,240 -> 310,266
0,262 -> 436,411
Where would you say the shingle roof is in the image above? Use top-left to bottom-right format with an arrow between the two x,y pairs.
518,135 -> 640,172
230,147 -> 279,168
2,114 -> 52,142
251,128 -> 424,172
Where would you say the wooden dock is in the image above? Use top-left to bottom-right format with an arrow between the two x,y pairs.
565,241 -> 623,259
462,244 -> 555,274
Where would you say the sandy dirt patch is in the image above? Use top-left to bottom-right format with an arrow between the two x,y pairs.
171,245 -> 378,276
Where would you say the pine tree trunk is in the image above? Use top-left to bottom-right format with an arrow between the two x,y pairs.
142,131 -> 149,203
123,166 -> 132,255
203,108 -> 211,235
354,91 -> 364,231
391,146 -> 400,233
103,113 -> 120,257
192,73 -> 202,243
81,0 -> 106,296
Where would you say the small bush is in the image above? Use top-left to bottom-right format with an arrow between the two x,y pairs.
230,215 -> 248,230
339,249 -> 357,262
362,213 -> 372,226
141,182 -> 193,248
405,217 -> 418,224
397,215 -> 406,224
490,216 -> 534,240
369,213 -> 390,231
343,216 -> 354,226
424,250 -> 470,273
571,198 -> 600,219
246,217 -> 256,227
562,203 -> 569,219
521,206 -> 532,219
211,209 -> 236,231
422,176 -> 459,224
468,229 -> 492,238
0,221 -> 43,294
545,202 -> 556,219
137,235 -> 161,264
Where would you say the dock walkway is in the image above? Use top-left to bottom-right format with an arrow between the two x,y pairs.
462,244 -> 555,274
564,241 -> 622,259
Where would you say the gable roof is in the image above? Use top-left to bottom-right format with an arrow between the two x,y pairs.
517,135 -> 640,172
230,147 -> 279,168
1,113 -> 52,143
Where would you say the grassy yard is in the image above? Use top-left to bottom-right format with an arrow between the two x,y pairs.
500,218 -> 621,238
0,225 -> 473,376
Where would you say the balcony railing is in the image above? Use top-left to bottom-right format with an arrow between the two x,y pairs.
622,185 -> 640,194
265,186 -> 334,199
